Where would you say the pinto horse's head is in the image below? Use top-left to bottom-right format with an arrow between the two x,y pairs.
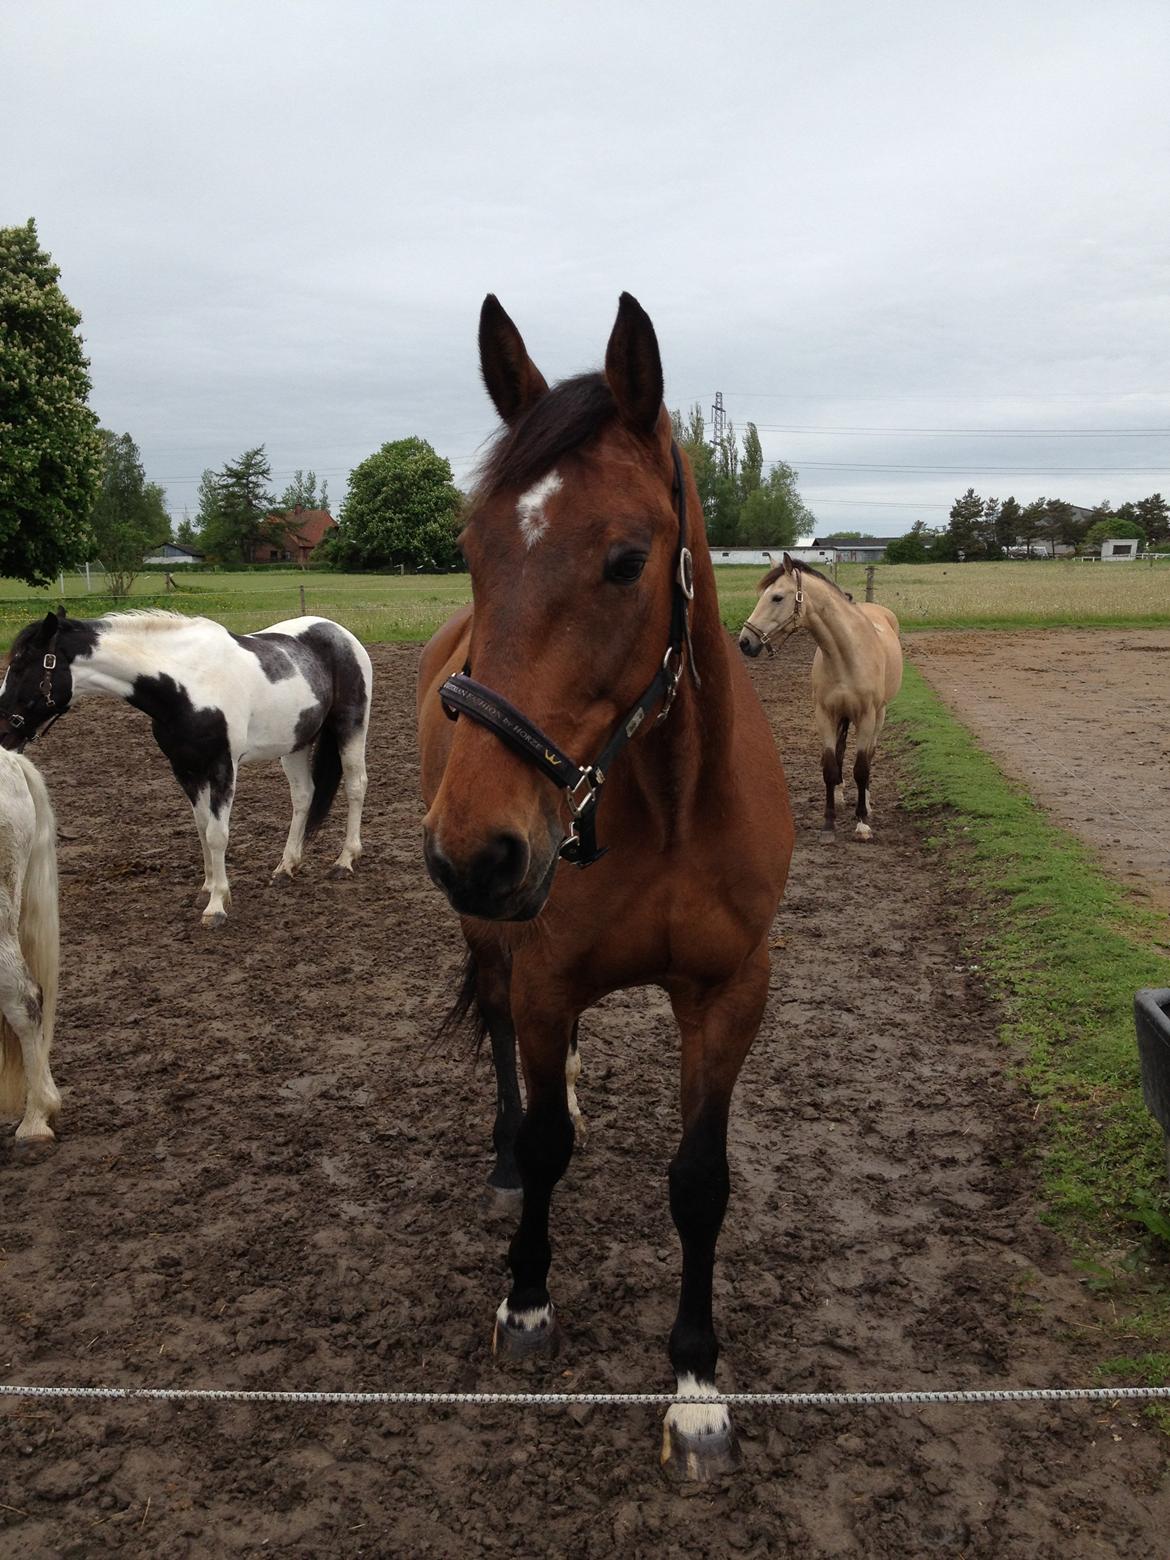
422,293 -> 685,921
0,611 -> 77,750
738,555 -> 804,658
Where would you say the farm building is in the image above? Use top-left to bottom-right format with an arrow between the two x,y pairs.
812,536 -> 889,562
711,545 -> 837,567
143,542 -> 203,565
1100,536 -> 1141,560
255,507 -> 337,565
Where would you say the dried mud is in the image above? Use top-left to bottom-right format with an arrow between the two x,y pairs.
1,636 -> 1166,1557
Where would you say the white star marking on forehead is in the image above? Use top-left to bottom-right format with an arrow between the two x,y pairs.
516,470 -> 563,549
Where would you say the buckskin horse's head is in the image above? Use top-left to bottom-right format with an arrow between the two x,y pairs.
422,293 -> 685,921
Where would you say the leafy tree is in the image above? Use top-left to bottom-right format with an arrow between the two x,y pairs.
1019,497 -> 1049,557
1037,497 -> 1078,556
174,514 -> 200,550
885,530 -> 929,564
1083,516 -> 1145,552
671,405 -> 720,537
89,429 -> 170,596
0,220 -> 103,583
201,446 -> 275,563
947,487 -> 986,558
735,462 -> 808,547
325,437 -> 461,571
739,423 -> 763,502
277,468 -> 330,513
821,530 -> 864,542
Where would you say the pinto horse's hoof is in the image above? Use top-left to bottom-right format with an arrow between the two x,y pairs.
326,863 -> 355,882
481,1181 -> 523,1221
201,911 -> 228,930
492,1303 -> 562,1361
269,870 -> 295,890
11,1135 -> 59,1166
660,1416 -> 743,1482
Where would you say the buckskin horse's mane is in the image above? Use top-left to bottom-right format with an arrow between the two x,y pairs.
758,560 -> 850,597
473,373 -> 620,503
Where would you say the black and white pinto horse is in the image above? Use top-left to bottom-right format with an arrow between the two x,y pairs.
0,746 -> 61,1156
0,611 -> 372,928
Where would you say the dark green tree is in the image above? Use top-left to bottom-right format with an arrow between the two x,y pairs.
0,220 -> 103,583
1136,492 -> 1169,544
325,437 -> 461,570
885,528 -> 930,564
1019,497 -> 1049,557
277,468 -> 330,513
947,487 -> 986,558
174,515 -> 200,551
821,530 -> 865,542
1039,498 -> 1078,555
89,430 -> 170,596
201,447 -> 275,563
671,405 -> 720,537
992,495 -> 1022,556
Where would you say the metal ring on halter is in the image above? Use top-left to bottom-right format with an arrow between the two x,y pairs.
677,547 -> 694,601
655,647 -> 684,724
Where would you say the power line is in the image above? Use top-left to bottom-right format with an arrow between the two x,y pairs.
749,425 -> 1170,438
777,461 -> 1170,474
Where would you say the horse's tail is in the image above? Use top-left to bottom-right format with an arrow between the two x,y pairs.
436,950 -> 488,1053
0,756 -> 59,1116
304,723 -> 343,841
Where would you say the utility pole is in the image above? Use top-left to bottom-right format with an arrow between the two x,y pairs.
711,390 -> 726,452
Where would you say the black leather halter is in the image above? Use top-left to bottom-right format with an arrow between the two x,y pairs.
438,442 -> 699,868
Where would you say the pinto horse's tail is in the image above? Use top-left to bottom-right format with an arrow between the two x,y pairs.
0,756 -> 59,1117
304,723 -> 344,841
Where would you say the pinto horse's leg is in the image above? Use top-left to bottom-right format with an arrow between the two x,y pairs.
328,731 -> 368,879
493,1012 -> 574,1360
272,749 -> 314,886
0,949 -> 60,1150
192,773 -> 236,928
565,1021 -> 586,1145
661,950 -> 769,1480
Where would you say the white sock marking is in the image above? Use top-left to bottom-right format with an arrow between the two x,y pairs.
665,1372 -> 731,1439
495,1297 -> 554,1333
516,470 -> 563,549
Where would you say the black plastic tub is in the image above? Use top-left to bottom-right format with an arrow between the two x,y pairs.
1135,988 -> 1170,1179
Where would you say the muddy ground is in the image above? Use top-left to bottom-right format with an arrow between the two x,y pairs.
1,635 -> 1166,1558
911,628 -> 1170,915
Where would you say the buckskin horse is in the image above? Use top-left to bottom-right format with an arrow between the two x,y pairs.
0,610 -> 372,926
417,293 -> 793,1478
738,555 -> 902,838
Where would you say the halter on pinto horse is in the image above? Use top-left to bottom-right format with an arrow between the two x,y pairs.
417,294 -> 793,1478
739,554 -> 903,838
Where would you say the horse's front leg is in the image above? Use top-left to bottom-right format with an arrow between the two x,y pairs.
190,770 -> 236,928
493,1009 -> 575,1360
662,948 -> 769,1480
817,710 -> 846,833
852,710 -> 879,841
0,947 -> 60,1156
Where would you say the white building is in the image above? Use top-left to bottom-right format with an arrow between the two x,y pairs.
1100,537 -> 1140,561
711,545 -> 836,567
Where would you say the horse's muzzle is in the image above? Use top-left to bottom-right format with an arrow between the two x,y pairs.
737,632 -> 763,659
423,826 -> 557,922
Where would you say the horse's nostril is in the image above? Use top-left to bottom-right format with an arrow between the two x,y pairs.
480,830 -> 529,892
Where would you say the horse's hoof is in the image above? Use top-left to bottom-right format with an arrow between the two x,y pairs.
11,1135 -> 58,1165
269,871 -> 295,890
570,1114 -> 588,1148
201,911 -> 228,930
854,823 -> 873,841
492,1304 -> 562,1360
480,1182 -> 523,1220
326,863 -> 355,882
660,1418 -> 742,1482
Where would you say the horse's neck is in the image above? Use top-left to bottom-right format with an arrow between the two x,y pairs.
804,592 -> 868,681
73,622 -> 185,703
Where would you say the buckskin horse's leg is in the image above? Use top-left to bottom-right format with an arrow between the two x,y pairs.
661,949 -> 770,1480
493,1011 -> 574,1359
853,710 -> 878,841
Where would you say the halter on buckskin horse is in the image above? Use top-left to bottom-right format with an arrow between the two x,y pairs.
417,293 -> 793,1478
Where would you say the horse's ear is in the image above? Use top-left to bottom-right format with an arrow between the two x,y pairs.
479,295 -> 548,425
605,293 -> 663,437
38,611 -> 60,642
56,604 -> 67,621
782,552 -> 795,575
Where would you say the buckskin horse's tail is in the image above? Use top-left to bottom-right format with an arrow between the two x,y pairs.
304,723 -> 343,841
0,756 -> 59,1117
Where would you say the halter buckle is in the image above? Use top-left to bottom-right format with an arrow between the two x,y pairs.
43,653 -> 57,671
7,712 -> 24,730
677,546 -> 694,601
567,769 -> 597,817
655,647 -> 683,724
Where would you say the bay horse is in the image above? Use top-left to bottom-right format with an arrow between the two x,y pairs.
417,293 -> 793,1478
0,611 -> 372,927
738,555 -> 902,838
0,747 -> 61,1158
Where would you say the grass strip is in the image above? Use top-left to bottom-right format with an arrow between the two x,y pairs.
888,663 -> 1170,1246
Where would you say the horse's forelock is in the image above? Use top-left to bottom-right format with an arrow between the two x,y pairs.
473,373 -> 619,505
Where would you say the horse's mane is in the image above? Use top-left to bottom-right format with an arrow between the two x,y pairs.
100,609 -> 204,629
758,561 -> 850,598
473,373 -> 619,501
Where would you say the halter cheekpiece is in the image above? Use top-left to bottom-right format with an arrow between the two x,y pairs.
438,442 -> 699,868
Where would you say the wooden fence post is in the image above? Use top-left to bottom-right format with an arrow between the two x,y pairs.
299,584 -> 306,615
865,565 -> 875,602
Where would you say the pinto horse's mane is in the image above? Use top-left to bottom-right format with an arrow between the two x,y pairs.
99,609 -> 210,630
473,373 -> 619,502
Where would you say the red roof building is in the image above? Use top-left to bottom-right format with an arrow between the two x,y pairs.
255,507 -> 337,565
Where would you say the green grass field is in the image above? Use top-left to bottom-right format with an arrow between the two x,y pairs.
2,557 -> 1167,644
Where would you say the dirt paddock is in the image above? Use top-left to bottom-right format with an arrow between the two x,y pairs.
911,628 -> 1170,914
1,636 -> 1166,1557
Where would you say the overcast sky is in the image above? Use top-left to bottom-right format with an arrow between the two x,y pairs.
6,0 -> 1170,537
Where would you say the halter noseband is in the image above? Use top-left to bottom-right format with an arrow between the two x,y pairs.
740,566 -> 803,657
438,442 -> 699,868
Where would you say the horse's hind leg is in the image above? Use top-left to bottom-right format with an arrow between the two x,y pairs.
328,731 -> 368,879
817,710 -> 846,832
661,950 -> 769,1480
0,942 -> 60,1153
272,749 -> 314,886
191,774 -> 236,928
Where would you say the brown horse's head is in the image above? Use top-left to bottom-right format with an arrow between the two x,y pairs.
423,293 -> 684,921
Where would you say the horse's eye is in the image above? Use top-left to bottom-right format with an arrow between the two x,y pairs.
605,551 -> 647,584
771,593 -> 783,604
